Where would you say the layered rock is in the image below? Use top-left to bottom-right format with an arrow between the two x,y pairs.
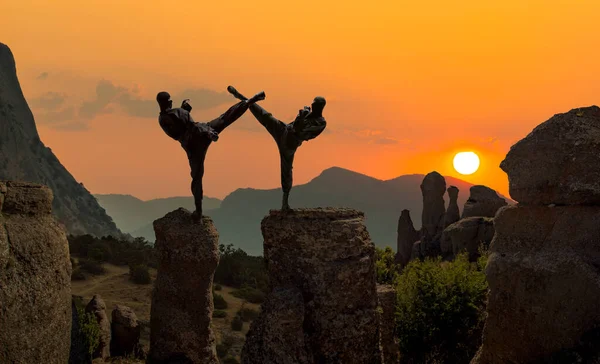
395,209 -> 419,268
85,295 -> 111,360
148,208 -> 220,364
443,186 -> 460,227
440,217 -> 494,261
462,185 -> 507,219
0,181 -> 72,364
377,284 -> 399,364
500,105 -> 600,205
242,208 -> 382,364
111,305 -> 143,358
473,105 -> 600,363
0,42 -> 121,237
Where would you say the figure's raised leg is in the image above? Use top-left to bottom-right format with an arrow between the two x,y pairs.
208,87 -> 265,134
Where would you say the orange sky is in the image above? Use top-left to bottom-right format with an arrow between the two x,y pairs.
2,0 -> 599,200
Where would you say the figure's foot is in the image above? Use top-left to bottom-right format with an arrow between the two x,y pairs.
192,210 -> 203,223
281,193 -> 291,211
246,91 -> 266,104
227,86 -> 248,101
281,203 -> 291,211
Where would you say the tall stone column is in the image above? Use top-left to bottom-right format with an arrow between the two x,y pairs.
148,208 -> 220,364
0,181 -> 72,364
242,208 -> 382,364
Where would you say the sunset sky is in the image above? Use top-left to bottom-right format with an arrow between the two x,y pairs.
2,0 -> 599,200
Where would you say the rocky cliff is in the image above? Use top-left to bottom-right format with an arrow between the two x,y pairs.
0,42 -> 121,237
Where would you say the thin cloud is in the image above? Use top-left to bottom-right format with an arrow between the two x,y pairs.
36,72 -> 49,80
79,80 -> 125,119
373,137 -> 399,145
29,92 -> 67,111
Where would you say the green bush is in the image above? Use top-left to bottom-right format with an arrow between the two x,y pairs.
215,244 -> 268,292
214,283 -> 223,291
76,305 -> 100,356
213,310 -> 227,318
231,287 -> 266,304
231,315 -> 243,331
375,246 -> 399,284
213,293 -> 228,310
79,259 -> 106,275
394,253 -> 488,363
237,305 -> 259,322
129,264 -> 151,284
71,268 -> 86,281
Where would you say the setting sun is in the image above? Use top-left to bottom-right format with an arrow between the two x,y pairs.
453,152 -> 480,175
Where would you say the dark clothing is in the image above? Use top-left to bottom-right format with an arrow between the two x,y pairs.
249,104 -> 326,194
158,101 -> 250,212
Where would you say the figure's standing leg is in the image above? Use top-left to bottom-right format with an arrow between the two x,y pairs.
184,130 -> 211,221
279,149 -> 296,210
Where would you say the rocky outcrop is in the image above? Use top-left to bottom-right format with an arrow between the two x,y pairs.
420,172 -> 446,243
462,185 -> 507,219
148,208 -> 220,364
500,105 -> 600,205
0,181 -> 72,364
111,305 -> 144,359
440,217 -> 494,261
443,186 -> 460,227
395,209 -> 419,268
85,295 -> 111,360
473,105 -> 600,364
377,284 -> 399,364
242,208 -> 382,364
0,42 -> 121,237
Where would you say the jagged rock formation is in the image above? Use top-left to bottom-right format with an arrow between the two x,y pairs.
500,105 -> 600,205
85,295 -> 111,360
148,208 -> 220,364
111,305 -> 144,359
440,217 -> 494,261
242,208 -> 382,364
462,185 -> 507,219
443,186 -> 460,227
395,209 -> 419,267
0,42 -> 121,237
0,181 -> 72,364
377,284 -> 399,364
473,106 -> 600,363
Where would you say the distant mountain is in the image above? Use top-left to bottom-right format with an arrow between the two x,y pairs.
209,167 -> 511,255
0,43 -> 122,238
94,194 -> 221,241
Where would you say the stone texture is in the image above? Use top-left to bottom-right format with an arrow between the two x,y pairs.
462,185 -> 507,219
500,105 -> 600,205
395,209 -> 419,268
242,208 -> 381,364
420,172 -> 447,244
377,284 -> 399,364
440,217 -> 494,261
148,208 -> 219,364
0,181 -> 72,364
443,186 -> 460,227
472,205 -> 600,363
111,305 -> 143,358
0,42 -> 122,238
85,295 -> 111,360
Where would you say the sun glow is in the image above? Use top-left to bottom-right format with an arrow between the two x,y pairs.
453,152 -> 480,175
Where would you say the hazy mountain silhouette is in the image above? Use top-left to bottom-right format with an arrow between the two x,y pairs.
94,194 -> 221,240
208,166 -> 511,255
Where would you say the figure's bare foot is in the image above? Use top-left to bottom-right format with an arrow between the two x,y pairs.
227,86 -> 247,101
192,210 -> 202,223
246,91 -> 266,105
282,193 -> 291,211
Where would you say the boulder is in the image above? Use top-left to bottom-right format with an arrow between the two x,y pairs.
85,295 -> 111,360
111,305 -> 143,358
377,285 -> 399,364
441,217 -> 494,261
395,209 -> 419,268
462,185 -> 507,218
420,172 -> 446,244
443,186 -> 460,227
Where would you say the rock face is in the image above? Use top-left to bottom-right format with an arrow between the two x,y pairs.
462,185 -> 507,219
474,105 -> 600,363
440,217 -> 494,261
111,305 -> 143,358
500,105 -> 600,205
148,208 -> 220,364
0,42 -> 121,237
420,172 -> 447,243
0,181 -> 72,364
242,208 -> 382,364
443,186 -> 460,227
377,285 -> 399,364
85,295 -> 111,360
395,209 -> 419,268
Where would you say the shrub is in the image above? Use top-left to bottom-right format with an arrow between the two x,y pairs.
216,333 -> 237,358
231,315 -> 243,331
71,268 -> 86,281
394,253 -> 488,363
213,310 -> 227,318
237,305 -> 259,322
214,284 -> 223,291
215,244 -> 268,292
79,259 -> 106,275
231,287 -> 266,304
216,343 -> 229,358
375,246 -> 399,284
76,305 -> 100,356
129,264 -> 151,284
213,293 -> 228,310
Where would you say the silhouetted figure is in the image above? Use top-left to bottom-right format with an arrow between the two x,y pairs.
227,86 -> 327,210
157,89 -> 265,221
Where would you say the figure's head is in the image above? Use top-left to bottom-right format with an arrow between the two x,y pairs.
156,91 -> 172,111
311,96 -> 326,115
